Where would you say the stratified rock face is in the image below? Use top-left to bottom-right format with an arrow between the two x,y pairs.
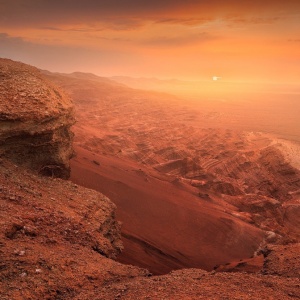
0,60 -> 150,299
0,59 -> 74,178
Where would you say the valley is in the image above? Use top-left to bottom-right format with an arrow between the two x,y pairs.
46,71 -> 300,274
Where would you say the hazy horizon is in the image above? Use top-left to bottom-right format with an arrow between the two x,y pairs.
1,1 -> 300,86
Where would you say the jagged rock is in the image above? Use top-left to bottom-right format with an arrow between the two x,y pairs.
0,59 -> 74,178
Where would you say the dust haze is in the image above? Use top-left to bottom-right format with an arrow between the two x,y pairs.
111,76 -> 300,141
1,57 -> 300,299
43,70 -> 300,274
1,0 -> 300,297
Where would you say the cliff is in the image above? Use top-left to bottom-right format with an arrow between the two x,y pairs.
0,159 -> 150,299
0,59 -> 74,178
0,59 -> 299,299
0,59 -> 149,299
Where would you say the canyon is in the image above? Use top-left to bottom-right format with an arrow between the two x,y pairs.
0,58 -> 299,299
46,70 -> 300,273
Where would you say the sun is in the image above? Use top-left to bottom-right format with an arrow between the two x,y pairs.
212,76 -> 221,81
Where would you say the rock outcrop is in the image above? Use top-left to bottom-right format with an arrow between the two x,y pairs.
0,59 -> 144,299
0,160 -> 148,300
0,59 -> 74,178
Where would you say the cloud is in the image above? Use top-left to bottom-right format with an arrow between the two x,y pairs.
40,18 -> 144,32
155,17 -> 213,26
227,16 -> 282,25
0,1 -> 181,28
0,32 -> 137,74
0,33 -> 25,45
141,32 -> 214,47
0,0 -> 299,29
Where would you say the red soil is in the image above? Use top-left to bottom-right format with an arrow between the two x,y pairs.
1,61 -> 300,299
48,70 -> 300,276
71,145 -> 264,274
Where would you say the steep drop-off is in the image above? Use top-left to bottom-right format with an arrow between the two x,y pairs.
71,146 -> 265,274
1,59 -> 300,299
45,71 -> 300,274
0,59 -> 148,299
65,71 -> 300,297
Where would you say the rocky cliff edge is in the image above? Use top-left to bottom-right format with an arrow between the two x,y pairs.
0,59 -> 149,299
0,58 -> 74,178
0,58 -> 299,300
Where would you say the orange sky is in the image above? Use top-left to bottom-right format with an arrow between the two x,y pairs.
0,0 -> 299,84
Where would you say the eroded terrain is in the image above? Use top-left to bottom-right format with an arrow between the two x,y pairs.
0,59 -> 299,299
46,71 -> 300,274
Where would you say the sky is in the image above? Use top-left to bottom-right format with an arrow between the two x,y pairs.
0,0 -> 300,83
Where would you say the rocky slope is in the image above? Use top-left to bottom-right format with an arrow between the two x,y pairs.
71,146 -> 265,274
0,159 -> 149,300
0,59 -> 74,178
0,59 -> 147,299
46,71 -> 300,274
1,59 -> 299,299
0,161 -> 298,300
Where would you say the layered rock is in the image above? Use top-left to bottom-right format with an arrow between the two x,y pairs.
1,60 -> 300,299
0,59 -> 149,299
0,59 -> 74,178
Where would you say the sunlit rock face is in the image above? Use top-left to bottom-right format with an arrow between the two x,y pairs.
0,59 -> 75,178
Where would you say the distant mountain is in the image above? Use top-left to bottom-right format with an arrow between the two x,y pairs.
42,70 -> 127,87
111,75 -> 187,86
111,75 -> 192,93
111,75 -> 300,99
